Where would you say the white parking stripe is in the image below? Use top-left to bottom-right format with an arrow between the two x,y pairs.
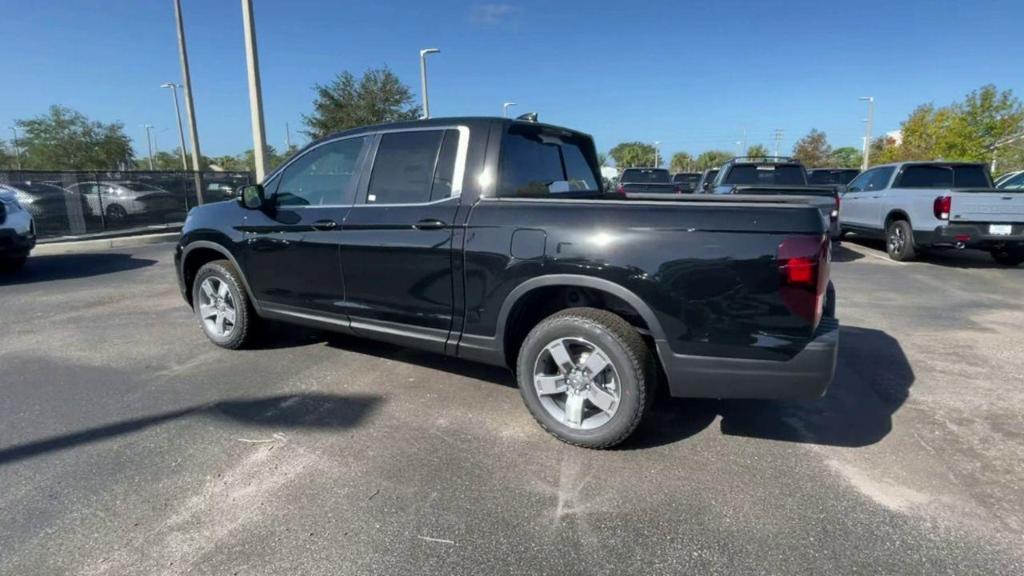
838,242 -> 910,265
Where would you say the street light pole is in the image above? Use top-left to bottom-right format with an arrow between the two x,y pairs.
161,83 -> 189,171
241,0 -> 268,182
173,0 -> 204,203
859,96 -> 874,171
419,48 -> 440,119
143,124 -> 155,169
503,102 -> 517,118
10,127 -> 22,170
653,141 -> 661,168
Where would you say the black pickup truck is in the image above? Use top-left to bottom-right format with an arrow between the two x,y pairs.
711,157 -> 842,239
175,117 -> 839,448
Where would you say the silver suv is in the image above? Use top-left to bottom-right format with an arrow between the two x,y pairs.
840,162 -> 1024,265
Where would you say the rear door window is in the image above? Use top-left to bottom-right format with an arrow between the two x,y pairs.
365,130 -> 447,204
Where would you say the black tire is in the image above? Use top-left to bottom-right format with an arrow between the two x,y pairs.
885,219 -> 916,261
192,259 -> 257,349
516,307 -> 655,449
0,256 -> 27,273
105,204 -> 128,225
990,246 -> 1024,266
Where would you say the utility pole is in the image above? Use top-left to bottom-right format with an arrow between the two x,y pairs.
859,96 -> 874,171
143,124 -> 155,169
653,141 -> 661,168
419,48 -> 440,119
241,0 -> 268,181
285,122 -> 293,151
161,83 -> 189,171
503,102 -> 517,118
10,127 -> 22,170
772,129 -> 784,157
173,0 -> 204,203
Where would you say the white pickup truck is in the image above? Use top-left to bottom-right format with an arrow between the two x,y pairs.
840,162 -> 1024,265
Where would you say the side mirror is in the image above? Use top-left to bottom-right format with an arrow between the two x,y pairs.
239,184 -> 265,209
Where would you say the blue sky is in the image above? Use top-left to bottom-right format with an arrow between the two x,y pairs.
3,0 -> 1022,160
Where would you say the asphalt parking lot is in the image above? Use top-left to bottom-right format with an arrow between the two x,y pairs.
1,241 -> 1022,575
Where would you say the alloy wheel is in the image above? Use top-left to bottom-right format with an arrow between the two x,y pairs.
532,337 -> 621,430
198,276 -> 237,338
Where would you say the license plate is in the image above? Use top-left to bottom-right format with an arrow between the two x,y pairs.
990,224 -> 1012,235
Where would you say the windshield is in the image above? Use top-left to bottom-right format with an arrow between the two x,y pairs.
672,173 -> 700,185
621,169 -> 670,183
724,164 -> 806,186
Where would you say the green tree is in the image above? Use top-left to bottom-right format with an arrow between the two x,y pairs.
303,67 -> 419,139
830,146 -> 863,168
745,144 -> 770,158
15,106 -> 134,170
791,129 -> 832,167
609,142 -> 657,168
0,140 -> 16,169
695,150 -> 733,170
669,152 -> 694,173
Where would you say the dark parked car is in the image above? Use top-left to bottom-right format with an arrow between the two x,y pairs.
807,168 -> 860,186
0,181 -> 77,236
615,168 -> 678,196
711,157 -> 842,239
671,172 -> 701,193
175,117 -> 839,448
695,168 -> 719,193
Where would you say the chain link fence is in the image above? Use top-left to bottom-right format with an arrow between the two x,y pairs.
0,171 -> 254,240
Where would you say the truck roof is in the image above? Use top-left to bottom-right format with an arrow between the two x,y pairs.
311,116 -> 593,148
869,161 -> 986,169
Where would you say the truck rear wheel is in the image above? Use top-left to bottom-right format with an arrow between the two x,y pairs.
516,307 -> 654,449
886,220 -> 916,261
990,246 -> 1024,266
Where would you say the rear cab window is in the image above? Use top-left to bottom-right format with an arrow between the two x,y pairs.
894,164 -> 991,189
621,169 -> 670,183
724,164 -> 806,186
498,123 -> 601,197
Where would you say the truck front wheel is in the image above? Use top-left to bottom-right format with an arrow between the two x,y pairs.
516,307 -> 654,449
886,220 -> 916,261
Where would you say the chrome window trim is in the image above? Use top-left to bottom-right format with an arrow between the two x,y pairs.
262,125 -> 470,209
360,125 -> 470,207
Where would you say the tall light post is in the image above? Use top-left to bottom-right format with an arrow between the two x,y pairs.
142,124 -> 155,169
161,82 -> 189,171
419,48 -> 440,119
859,96 -> 874,171
10,127 -> 22,170
241,0 -> 268,181
173,0 -> 204,203
503,102 -> 517,118
653,141 -> 661,168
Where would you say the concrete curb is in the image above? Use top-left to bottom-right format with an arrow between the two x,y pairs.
33,232 -> 180,256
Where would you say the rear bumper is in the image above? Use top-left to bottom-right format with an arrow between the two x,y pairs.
922,223 -> 1024,248
658,317 -> 840,399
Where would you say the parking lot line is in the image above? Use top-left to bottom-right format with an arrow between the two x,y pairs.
839,242 -> 909,265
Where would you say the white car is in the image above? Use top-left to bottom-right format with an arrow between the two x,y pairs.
0,188 -> 36,271
841,162 -> 1024,265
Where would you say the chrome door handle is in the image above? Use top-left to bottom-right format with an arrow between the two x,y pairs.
413,218 -> 446,230
311,219 -> 337,231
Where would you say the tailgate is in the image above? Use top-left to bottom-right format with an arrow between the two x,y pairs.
951,190 -> 1024,222
622,183 -> 677,195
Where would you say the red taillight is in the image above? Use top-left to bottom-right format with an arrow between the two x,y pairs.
832,195 -> 841,220
933,195 -> 951,220
778,235 -> 830,327
615,184 -> 625,195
